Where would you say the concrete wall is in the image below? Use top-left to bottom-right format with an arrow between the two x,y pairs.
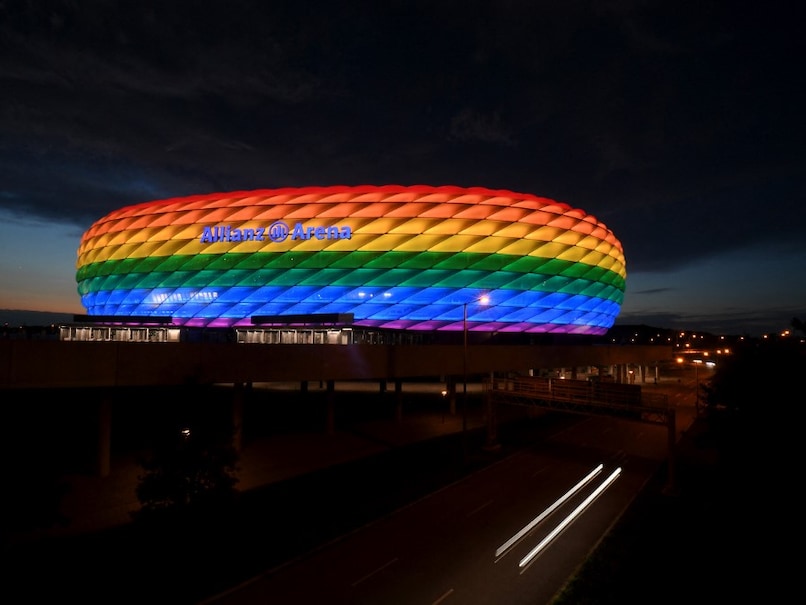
0,340 -> 673,389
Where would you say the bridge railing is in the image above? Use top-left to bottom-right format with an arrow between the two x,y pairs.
484,376 -> 670,423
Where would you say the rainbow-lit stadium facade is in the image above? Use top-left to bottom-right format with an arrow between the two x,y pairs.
75,185 -> 626,334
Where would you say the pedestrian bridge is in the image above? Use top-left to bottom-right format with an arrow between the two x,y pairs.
484,376 -> 673,426
483,375 -> 679,486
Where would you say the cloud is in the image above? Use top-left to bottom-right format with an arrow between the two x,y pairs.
1,0 -> 804,335
448,108 -> 514,145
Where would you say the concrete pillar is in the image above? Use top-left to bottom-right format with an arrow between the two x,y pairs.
326,379 -> 335,435
394,380 -> 403,422
97,396 -> 112,478
232,382 -> 244,452
484,371 -> 500,451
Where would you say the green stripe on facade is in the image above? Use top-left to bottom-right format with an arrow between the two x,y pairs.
77,250 -> 626,298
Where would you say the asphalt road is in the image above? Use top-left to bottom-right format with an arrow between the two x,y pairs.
202,412 -> 672,605
6,376 -> 697,605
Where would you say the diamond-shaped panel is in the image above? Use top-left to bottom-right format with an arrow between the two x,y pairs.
76,185 -> 627,333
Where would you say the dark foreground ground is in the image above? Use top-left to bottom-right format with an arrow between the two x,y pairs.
552,410 -> 784,604
3,387 -> 785,604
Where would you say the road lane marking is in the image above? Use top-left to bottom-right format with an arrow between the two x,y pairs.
467,499 -> 493,517
350,557 -> 398,587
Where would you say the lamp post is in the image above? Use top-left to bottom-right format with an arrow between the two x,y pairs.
694,360 -> 701,415
463,302 -> 468,441
462,295 -> 488,460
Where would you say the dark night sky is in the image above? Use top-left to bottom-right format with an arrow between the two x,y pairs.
1,0 -> 804,336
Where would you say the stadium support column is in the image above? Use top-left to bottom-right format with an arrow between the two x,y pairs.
395,380 -> 403,422
326,379 -> 335,435
232,382 -> 244,452
97,395 -> 112,478
484,371 -> 500,451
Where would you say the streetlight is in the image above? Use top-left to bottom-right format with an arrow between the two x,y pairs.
693,359 -> 702,415
463,302 -> 468,441
462,295 -> 489,458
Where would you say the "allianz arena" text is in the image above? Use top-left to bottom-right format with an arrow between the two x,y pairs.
199,221 -> 353,244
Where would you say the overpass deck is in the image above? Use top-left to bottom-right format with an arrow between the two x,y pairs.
484,376 -> 672,426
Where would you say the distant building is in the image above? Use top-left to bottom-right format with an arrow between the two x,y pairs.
75,185 -> 626,334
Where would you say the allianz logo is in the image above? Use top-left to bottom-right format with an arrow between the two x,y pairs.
200,221 -> 353,243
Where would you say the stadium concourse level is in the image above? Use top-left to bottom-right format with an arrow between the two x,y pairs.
59,314 -> 424,345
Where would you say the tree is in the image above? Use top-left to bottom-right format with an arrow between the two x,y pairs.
132,421 -> 240,525
703,337 -> 801,413
1,451 -> 69,544
701,335 -> 804,463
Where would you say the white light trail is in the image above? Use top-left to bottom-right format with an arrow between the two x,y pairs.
495,463 -> 603,558
518,467 -> 622,569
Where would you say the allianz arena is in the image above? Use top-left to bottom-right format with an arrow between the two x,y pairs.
75,185 -> 626,334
